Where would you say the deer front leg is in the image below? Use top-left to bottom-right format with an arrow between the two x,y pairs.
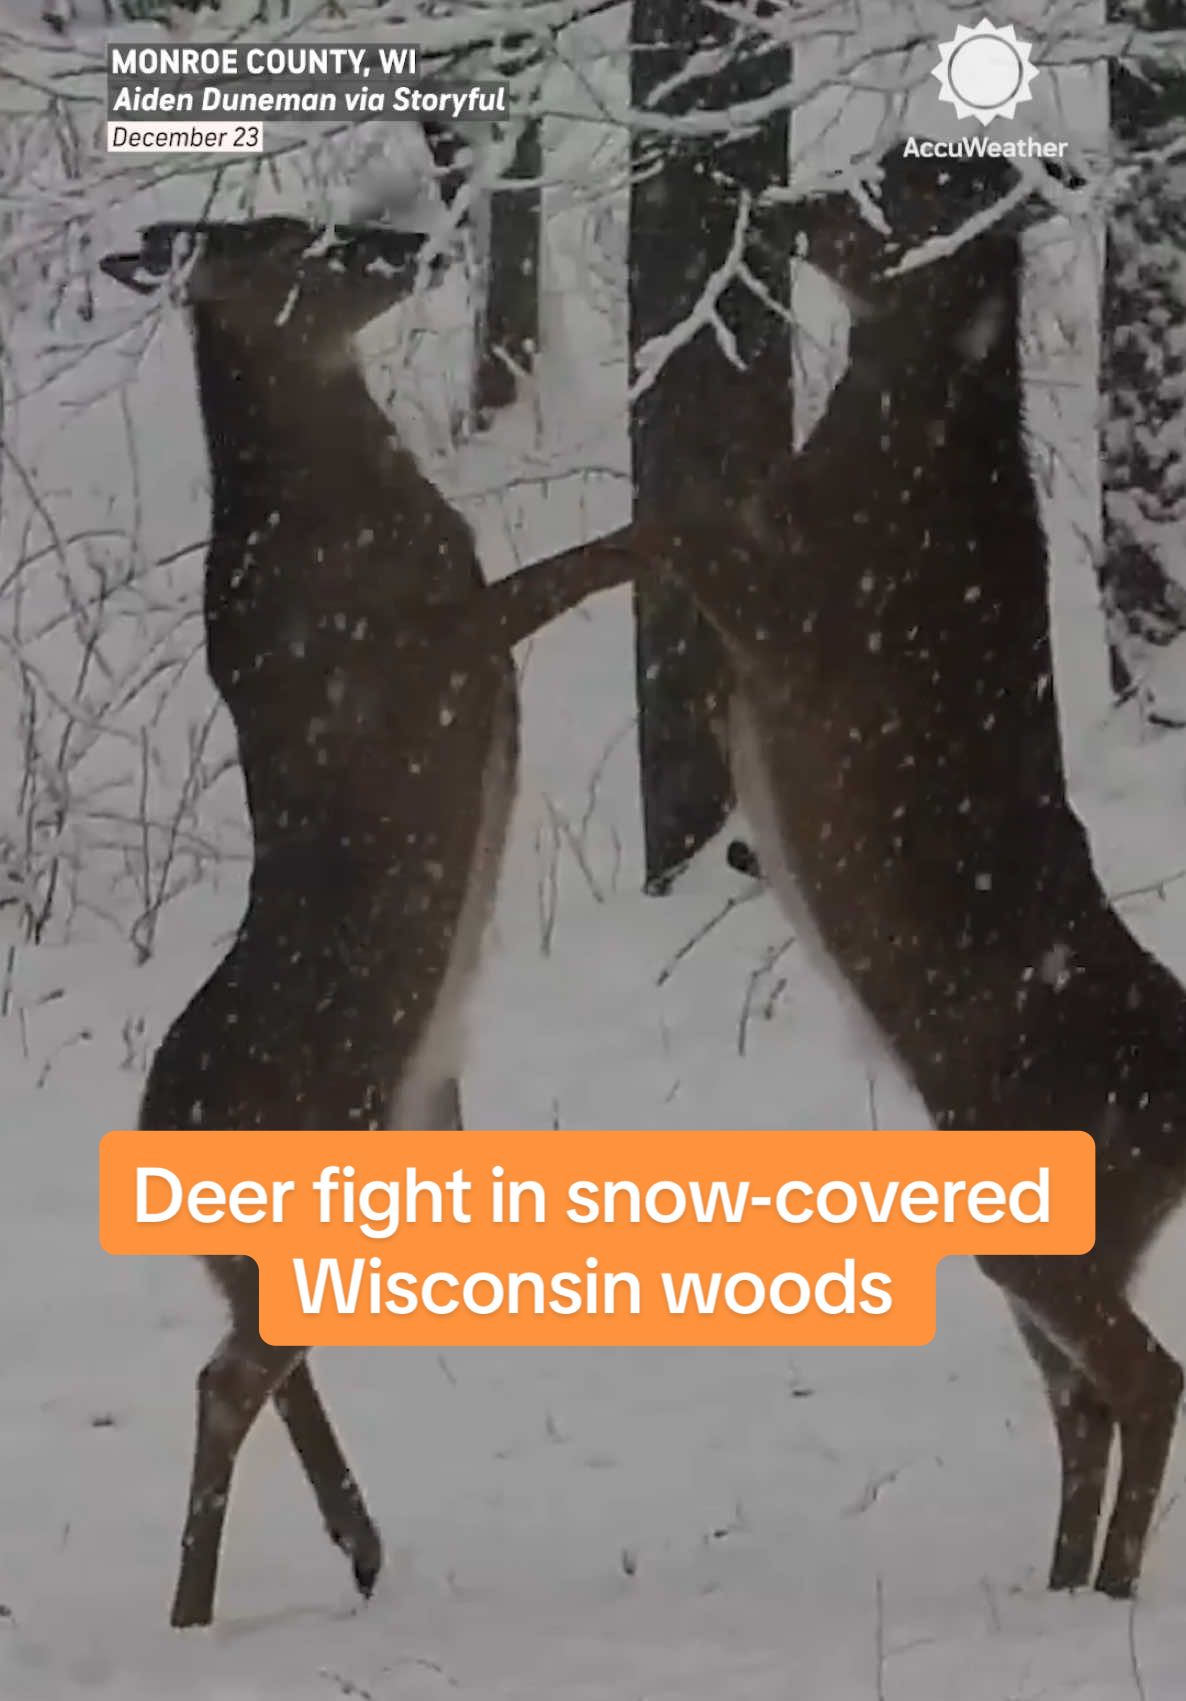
431,526 -> 652,660
273,1358 -> 383,1601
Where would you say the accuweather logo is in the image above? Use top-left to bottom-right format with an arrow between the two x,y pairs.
932,19 -> 1039,127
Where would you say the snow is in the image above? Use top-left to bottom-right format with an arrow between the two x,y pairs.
3,10 -> 1186,1699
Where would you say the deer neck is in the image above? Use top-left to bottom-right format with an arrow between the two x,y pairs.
846,269 -> 1022,402
192,308 -> 403,533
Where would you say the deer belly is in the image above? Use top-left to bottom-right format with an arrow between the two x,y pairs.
388,685 -> 519,1129
727,691 -> 890,1072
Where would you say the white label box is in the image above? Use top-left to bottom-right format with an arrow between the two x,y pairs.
106,121 -> 265,154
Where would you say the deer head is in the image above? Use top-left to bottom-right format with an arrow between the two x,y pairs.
100,216 -> 446,357
773,145 -> 1077,365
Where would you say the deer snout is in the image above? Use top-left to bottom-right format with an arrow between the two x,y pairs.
100,251 -> 166,295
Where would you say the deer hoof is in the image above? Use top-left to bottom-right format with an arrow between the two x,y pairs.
349,1530 -> 383,1600
1094,1571 -> 1136,1602
169,1596 -> 214,1630
727,839 -> 762,879
353,1555 -> 381,1600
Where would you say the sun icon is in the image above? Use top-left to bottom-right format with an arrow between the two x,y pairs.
932,19 -> 1040,127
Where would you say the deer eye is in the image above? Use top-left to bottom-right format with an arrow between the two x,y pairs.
140,232 -> 174,274
146,228 -> 196,274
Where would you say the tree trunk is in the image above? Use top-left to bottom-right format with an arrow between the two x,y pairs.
1101,1 -> 1186,713
475,122 -> 542,421
629,1 -> 791,893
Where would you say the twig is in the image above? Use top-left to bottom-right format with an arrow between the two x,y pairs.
737,934 -> 795,1055
656,890 -> 758,988
1111,867 -> 1186,905
1127,1596 -> 1148,1701
534,816 -> 561,957
875,1575 -> 887,1701
541,794 -> 605,904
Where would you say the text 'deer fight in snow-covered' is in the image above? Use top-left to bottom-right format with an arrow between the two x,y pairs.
100,1128 -> 1096,1346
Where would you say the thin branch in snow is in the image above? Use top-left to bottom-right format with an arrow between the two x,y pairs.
541,792 -> 607,904
1111,867 -> 1186,905
845,1464 -> 905,1519
1127,1597 -> 1148,1701
534,814 -> 561,957
738,933 -> 795,1056
874,1574 -> 887,1701
655,890 -> 757,989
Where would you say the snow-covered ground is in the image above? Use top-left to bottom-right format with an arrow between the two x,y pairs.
6,591 -> 1186,1701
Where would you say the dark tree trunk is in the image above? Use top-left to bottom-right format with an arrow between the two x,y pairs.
475,122 -> 542,421
1101,1 -> 1186,712
629,1 -> 791,893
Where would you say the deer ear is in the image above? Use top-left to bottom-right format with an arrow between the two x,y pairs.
952,289 -> 1010,363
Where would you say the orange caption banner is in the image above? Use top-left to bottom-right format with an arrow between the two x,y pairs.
99,1129 -> 1095,1347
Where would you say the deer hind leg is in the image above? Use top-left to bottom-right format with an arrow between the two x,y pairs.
175,1256 -> 381,1627
1010,1303 -> 1113,1590
273,1358 -> 382,1598
172,1323 -> 303,1627
1095,1343 -> 1182,1598
982,1255 -> 1183,1600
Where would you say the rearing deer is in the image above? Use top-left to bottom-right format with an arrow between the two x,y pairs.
661,146 -> 1186,1600
102,216 -> 641,1627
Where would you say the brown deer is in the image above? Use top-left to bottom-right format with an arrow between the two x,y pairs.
102,216 -> 642,1627
656,145 -> 1186,1600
